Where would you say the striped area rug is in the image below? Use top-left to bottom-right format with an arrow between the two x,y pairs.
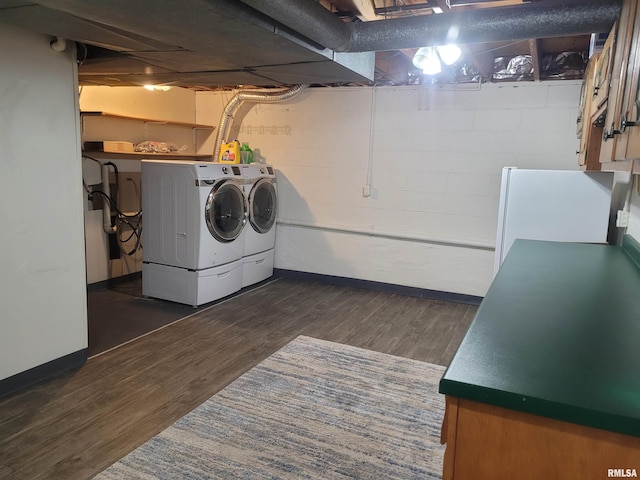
95,336 -> 446,479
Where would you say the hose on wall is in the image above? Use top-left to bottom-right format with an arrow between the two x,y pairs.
83,155 -> 143,256
213,84 -> 308,162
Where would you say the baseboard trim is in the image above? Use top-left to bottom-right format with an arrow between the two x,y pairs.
87,271 -> 142,293
273,269 -> 483,306
0,349 -> 88,399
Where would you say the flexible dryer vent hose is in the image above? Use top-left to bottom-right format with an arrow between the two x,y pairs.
213,84 -> 308,162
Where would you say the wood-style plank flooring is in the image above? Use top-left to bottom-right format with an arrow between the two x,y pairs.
0,278 -> 477,480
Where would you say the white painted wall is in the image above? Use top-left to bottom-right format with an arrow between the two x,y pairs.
628,186 -> 640,240
196,82 -> 582,297
0,26 -> 87,381
606,171 -> 640,245
80,86 -> 196,123
620,173 -> 640,241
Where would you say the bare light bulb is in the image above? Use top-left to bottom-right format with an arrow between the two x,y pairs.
437,44 -> 462,65
413,46 -> 442,75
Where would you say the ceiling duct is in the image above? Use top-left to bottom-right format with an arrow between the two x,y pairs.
238,0 -> 353,52
0,0 -> 622,87
238,0 -> 621,52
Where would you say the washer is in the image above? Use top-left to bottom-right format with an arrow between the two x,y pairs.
141,160 -> 247,306
240,163 -> 277,287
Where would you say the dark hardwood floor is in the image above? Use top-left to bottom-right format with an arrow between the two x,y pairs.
0,278 -> 477,480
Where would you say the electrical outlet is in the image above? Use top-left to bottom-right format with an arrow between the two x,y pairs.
617,210 -> 630,228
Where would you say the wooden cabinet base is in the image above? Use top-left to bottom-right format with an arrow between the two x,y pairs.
441,397 -> 640,480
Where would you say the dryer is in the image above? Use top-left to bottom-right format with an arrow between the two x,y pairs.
142,160 -> 247,306
240,163 -> 277,287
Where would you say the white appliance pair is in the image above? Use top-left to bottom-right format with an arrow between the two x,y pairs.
141,160 -> 277,307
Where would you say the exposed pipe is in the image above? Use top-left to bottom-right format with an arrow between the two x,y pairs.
101,163 -> 117,235
213,84 -> 308,162
239,0 -> 621,52
277,219 -> 495,251
350,2 -> 621,52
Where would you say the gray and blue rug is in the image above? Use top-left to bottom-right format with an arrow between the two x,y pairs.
95,336 -> 446,479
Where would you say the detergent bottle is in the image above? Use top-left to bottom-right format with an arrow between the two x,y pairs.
240,142 -> 254,164
219,140 -> 240,163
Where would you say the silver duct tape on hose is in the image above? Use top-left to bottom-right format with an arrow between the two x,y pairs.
213,84 -> 308,162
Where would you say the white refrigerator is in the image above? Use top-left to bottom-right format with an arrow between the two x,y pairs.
494,167 -> 614,275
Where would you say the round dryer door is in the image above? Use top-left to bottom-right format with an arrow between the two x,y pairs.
205,181 -> 246,242
248,178 -> 277,234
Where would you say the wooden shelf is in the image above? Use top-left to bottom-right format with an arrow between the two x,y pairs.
82,150 -> 213,161
80,111 -> 215,130
80,110 -> 216,161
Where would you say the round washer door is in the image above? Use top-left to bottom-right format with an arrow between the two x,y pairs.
248,178 -> 277,234
205,181 -> 246,242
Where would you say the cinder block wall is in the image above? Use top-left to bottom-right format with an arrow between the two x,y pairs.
197,82 -> 581,297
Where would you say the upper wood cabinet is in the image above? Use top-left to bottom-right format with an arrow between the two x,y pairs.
584,0 -> 640,173
615,4 -> 640,166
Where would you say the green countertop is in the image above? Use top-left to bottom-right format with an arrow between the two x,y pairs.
439,238 -> 640,437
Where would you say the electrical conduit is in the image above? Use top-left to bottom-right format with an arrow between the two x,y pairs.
277,219 -> 495,251
101,162 -> 117,235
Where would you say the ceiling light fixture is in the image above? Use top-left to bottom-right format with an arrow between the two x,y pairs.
436,44 -> 462,65
412,44 -> 462,75
144,85 -> 172,91
412,46 -> 442,75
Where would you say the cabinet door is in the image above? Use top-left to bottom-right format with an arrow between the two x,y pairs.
577,55 -> 603,170
599,0 -> 638,164
620,4 -> 640,161
591,25 -> 616,111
